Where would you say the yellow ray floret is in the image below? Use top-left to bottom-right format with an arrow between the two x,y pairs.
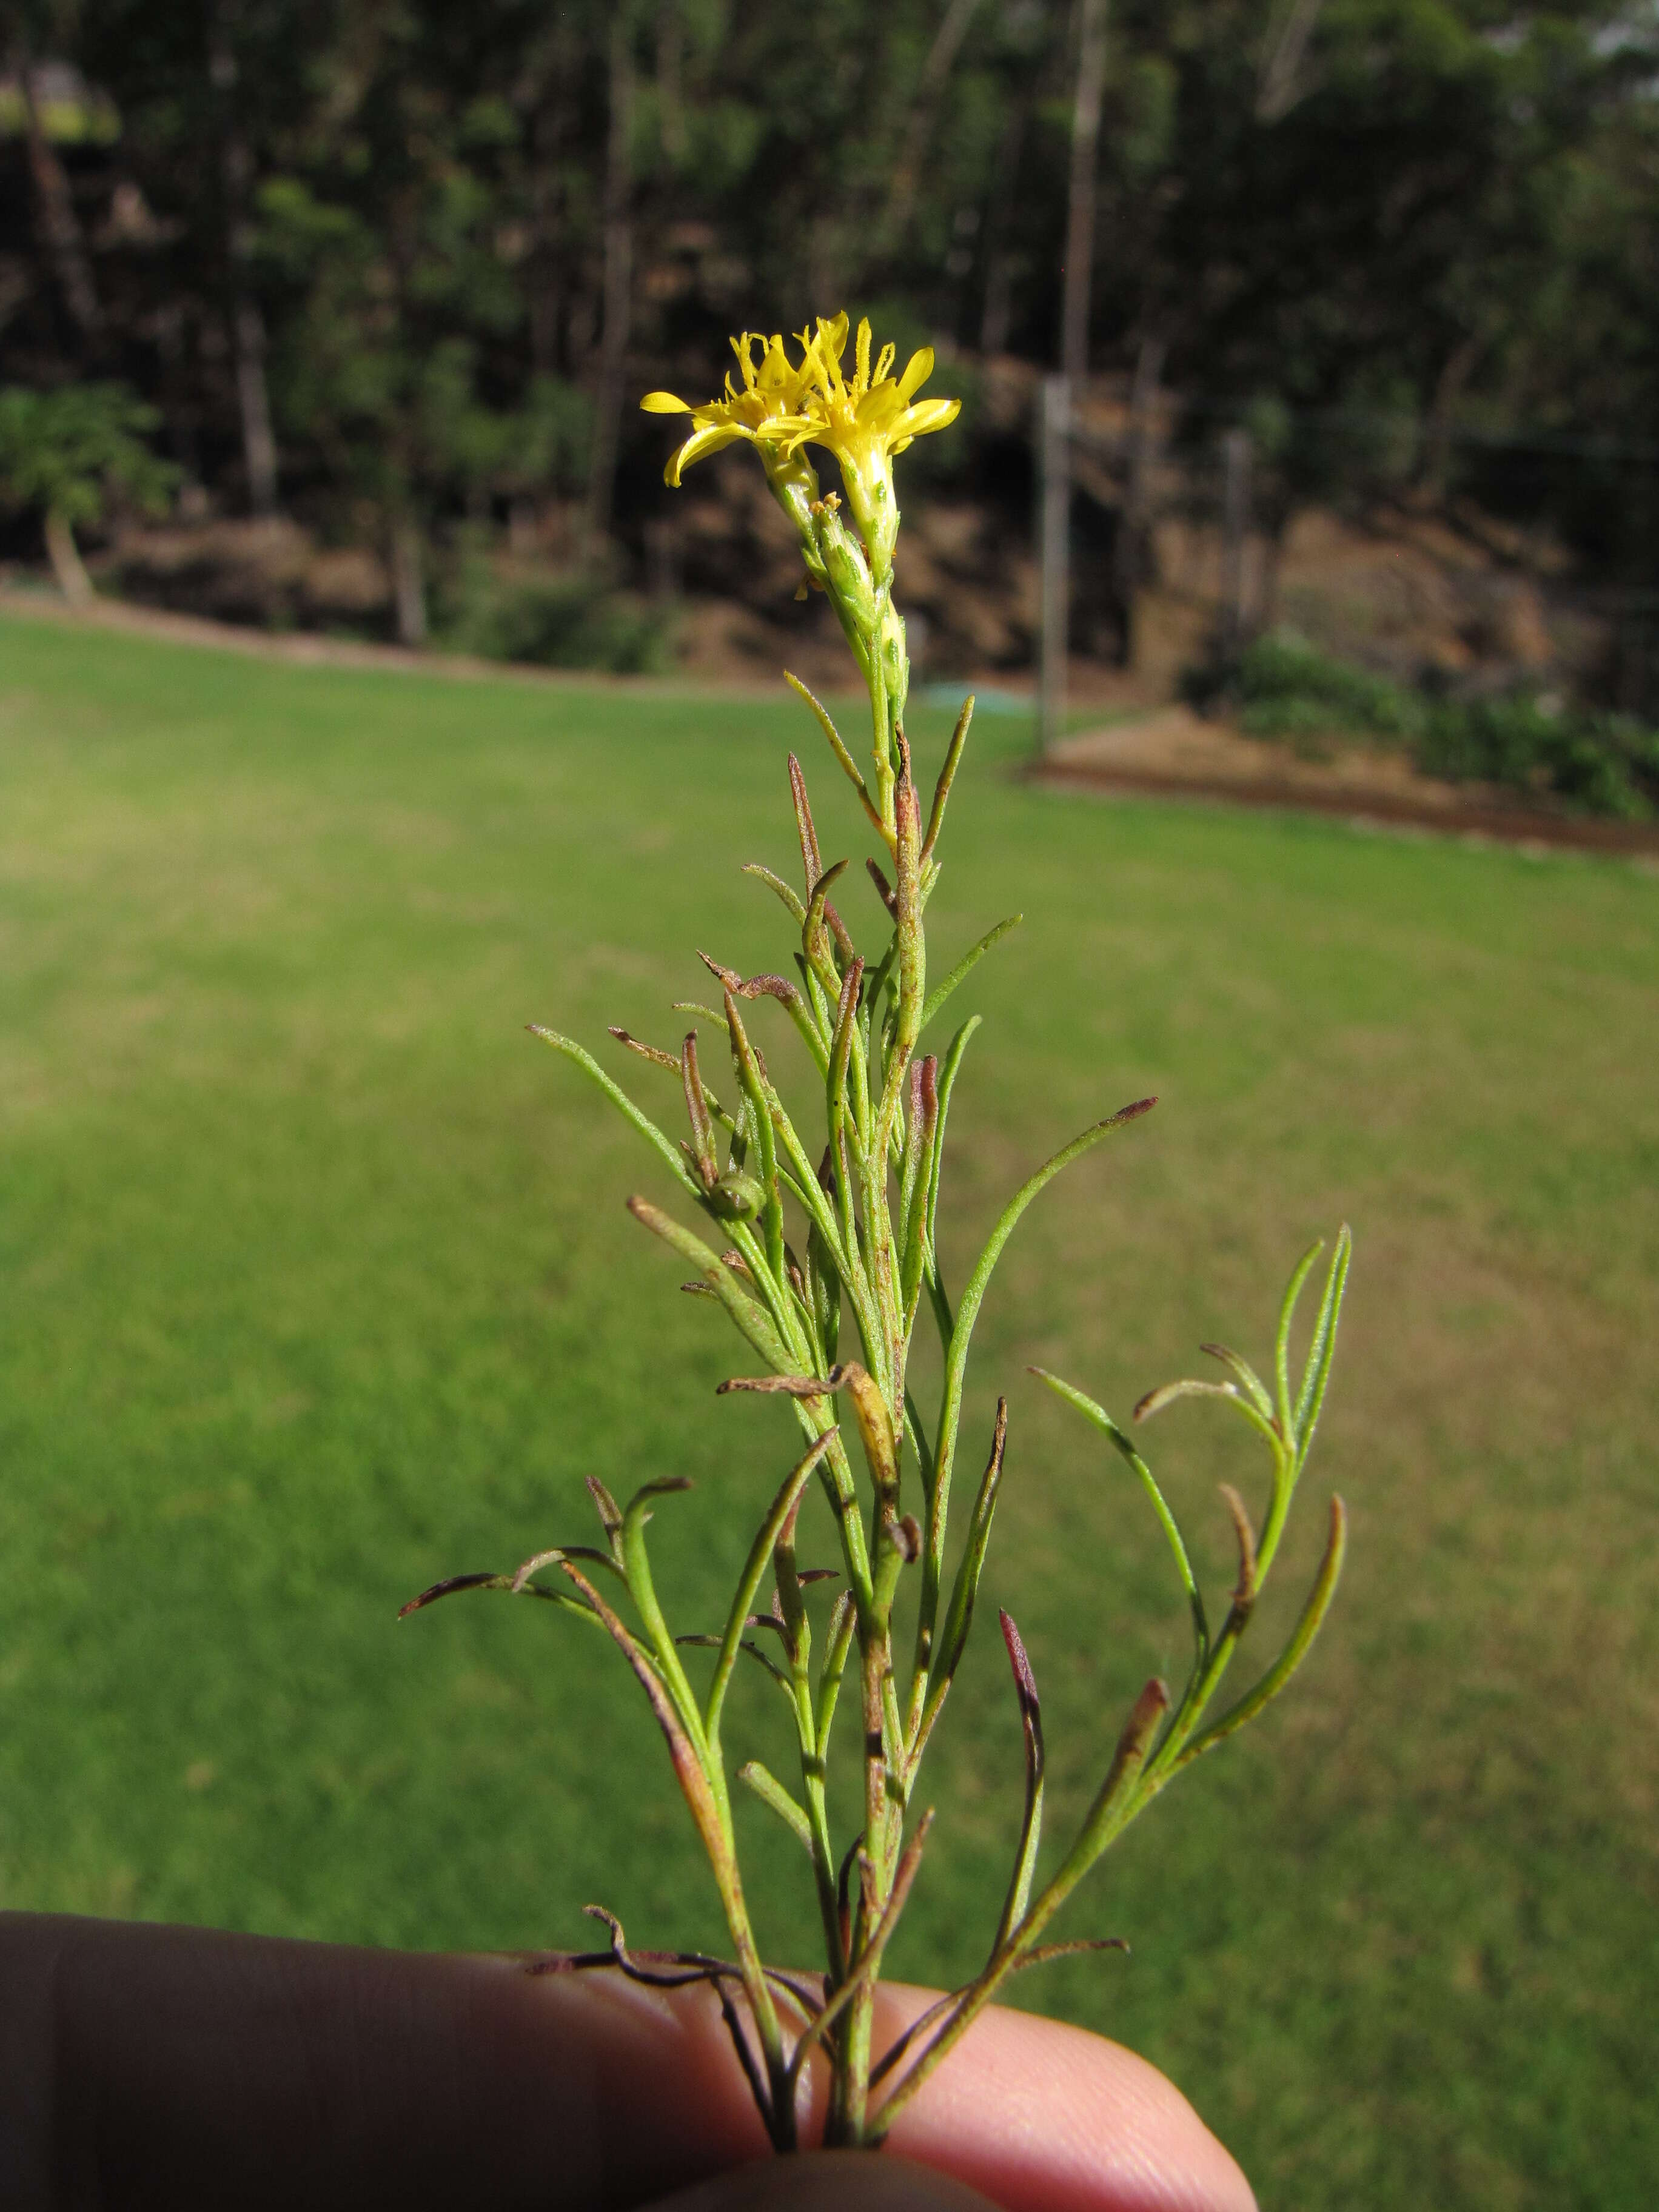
640,331 -> 816,488
791,313 -> 960,579
642,315 -> 959,585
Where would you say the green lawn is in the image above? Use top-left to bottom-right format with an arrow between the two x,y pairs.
2,611 -> 1655,2209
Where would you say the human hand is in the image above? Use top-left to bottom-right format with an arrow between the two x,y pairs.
0,1914 -> 1253,2210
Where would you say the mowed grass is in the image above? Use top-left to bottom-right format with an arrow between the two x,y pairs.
1,611 -> 1656,2210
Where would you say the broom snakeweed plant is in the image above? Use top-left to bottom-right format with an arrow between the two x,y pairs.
401,313 -> 1353,2155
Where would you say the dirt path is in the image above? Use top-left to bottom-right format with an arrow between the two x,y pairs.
1036,703 -> 1659,859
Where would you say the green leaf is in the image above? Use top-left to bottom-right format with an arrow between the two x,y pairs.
919,915 -> 1022,1036
1030,1368 -> 1207,1662
1133,1373 -> 1280,1452
1200,1341 -> 1275,1419
742,863 -> 806,927
785,671 -> 885,835
706,1431 -> 835,1741
626,1196 -> 793,1372
927,1099 -> 1157,1637
530,1027 -> 699,1195
1275,1237 -> 1326,1443
737,1760 -> 815,1854
1177,1496 -> 1347,1765
993,1609 -> 1046,1948
924,1397 -> 1007,1725
1293,1224 -> 1353,1464
921,693 -> 975,864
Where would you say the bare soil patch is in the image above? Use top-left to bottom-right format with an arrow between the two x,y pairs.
1036,702 -> 1659,856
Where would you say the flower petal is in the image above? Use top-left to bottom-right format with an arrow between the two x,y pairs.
900,395 -> 960,438
665,421 -> 749,486
897,347 -> 935,403
641,390 -> 692,414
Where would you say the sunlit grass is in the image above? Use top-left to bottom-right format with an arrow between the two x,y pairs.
1,611 -> 1655,2209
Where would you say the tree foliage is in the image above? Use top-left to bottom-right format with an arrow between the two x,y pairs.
4,0 -> 1659,611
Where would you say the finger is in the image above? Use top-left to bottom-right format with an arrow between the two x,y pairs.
645,2149 -> 999,2211
869,1983 -> 1256,2212
0,1914 -> 1253,2212
0,1914 -> 765,2211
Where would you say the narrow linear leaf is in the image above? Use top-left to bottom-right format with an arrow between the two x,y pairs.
398,1570 -> 512,1614
814,1589 -> 857,1757
1217,1483 -> 1258,1614
737,1761 -> 815,1855
931,1099 -> 1158,1591
921,693 -> 974,862
1031,1369 -> 1207,1660
1008,1936 -> 1130,1972
1133,1373 -> 1279,1451
1293,1224 -> 1353,1462
739,1637 -> 795,1696
529,1028 -> 699,1195
607,1027 -> 682,1075
785,672 -> 886,833
1178,1496 -> 1347,1765
586,1475 -> 623,1542
716,1372 -> 834,1399
786,1810 -> 936,2093
742,862 -> 806,927
398,1566 -> 605,1627
1079,1676 -> 1171,1849
555,1559 -> 729,1868
788,751 -> 824,887
919,914 -> 1022,1036
1200,1342 -> 1274,1420
706,1430 -> 836,1739
1275,1237 -> 1326,1443
994,1609 -> 1046,1948
925,1014 -> 980,1258
627,1196 -> 792,1372
928,1397 -> 1007,1699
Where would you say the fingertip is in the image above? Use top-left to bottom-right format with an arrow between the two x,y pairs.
871,1988 -> 1256,2212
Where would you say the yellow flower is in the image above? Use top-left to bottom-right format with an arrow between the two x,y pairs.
792,314 -> 960,584
640,332 -> 816,489
641,315 -> 960,591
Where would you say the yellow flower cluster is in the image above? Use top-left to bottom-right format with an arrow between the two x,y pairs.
642,314 -> 959,586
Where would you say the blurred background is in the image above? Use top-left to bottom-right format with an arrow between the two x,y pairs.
2,5 -> 1657,2209
7,0 -> 1659,811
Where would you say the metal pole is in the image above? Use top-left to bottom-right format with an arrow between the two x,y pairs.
1038,374 -> 1071,757
1221,426 -> 1252,662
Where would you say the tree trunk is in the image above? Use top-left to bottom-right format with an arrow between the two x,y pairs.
586,14 -> 635,545
390,517 -> 427,647
233,298 -> 280,515
1219,429 -> 1253,661
1420,332 -> 1482,502
1256,0 -> 1326,124
212,2 -> 281,515
19,58 -> 102,344
1114,331 -> 1166,667
45,508 -> 95,607
977,95 -> 1029,357
525,19 -> 578,378
1037,376 -> 1071,757
656,1 -> 686,163
1060,0 -> 1109,384
882,0 -> 984,252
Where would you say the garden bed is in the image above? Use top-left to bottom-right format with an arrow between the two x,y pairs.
1036,705 -> 1659,856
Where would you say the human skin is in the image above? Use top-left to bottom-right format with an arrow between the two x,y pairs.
0,1914 -> 1255,2211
